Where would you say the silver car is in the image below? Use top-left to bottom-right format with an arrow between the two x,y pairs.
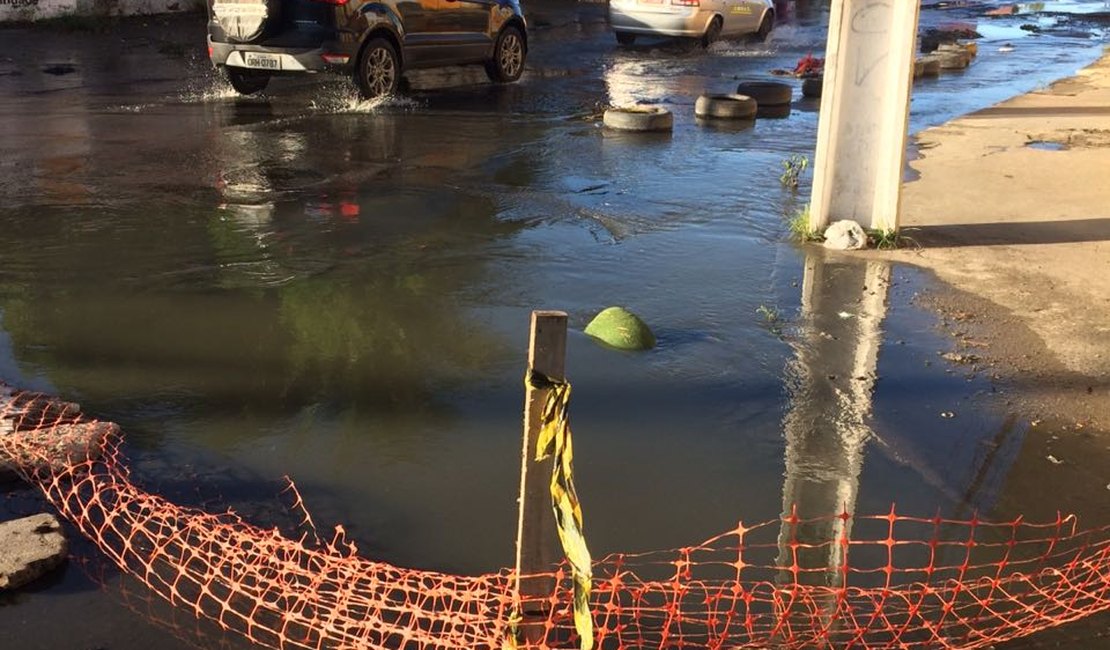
609,0 -> 774,46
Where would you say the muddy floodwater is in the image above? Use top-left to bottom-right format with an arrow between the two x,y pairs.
1,2 -> 1108,648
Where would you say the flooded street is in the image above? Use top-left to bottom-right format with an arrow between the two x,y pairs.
1,1 -> 1109,648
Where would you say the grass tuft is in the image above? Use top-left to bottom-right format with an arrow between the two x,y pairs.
756,304 -> 785,338
866,228 -> 920,250
779,154 -> 809,189
787,204 -> 823,242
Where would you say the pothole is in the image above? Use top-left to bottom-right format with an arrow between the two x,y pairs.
1025,140 -> 1068,151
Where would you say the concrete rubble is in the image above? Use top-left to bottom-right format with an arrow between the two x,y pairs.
0,513 -> 68,591
1,384 -> 107,483
0,386 -> 84,591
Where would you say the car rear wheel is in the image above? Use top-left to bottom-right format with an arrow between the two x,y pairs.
486,25 -> 526,83
755,11 -> 773,42
701,17 -> 722,48
224,67 -> 270,95
615,31 -> 636,46
356,38 -> 400,99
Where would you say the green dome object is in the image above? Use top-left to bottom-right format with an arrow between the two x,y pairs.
584,307 -> 656,351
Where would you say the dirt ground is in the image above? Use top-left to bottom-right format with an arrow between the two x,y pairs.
877,50 -> 1110,431
869,58 -> 1110,649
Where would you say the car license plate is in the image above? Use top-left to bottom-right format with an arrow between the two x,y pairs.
638,0 -> 664,4
244,52 -> 280,70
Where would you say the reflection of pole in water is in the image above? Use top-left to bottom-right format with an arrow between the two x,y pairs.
776,252 -> 891,631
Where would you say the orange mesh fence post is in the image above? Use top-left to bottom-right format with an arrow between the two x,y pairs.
5,383 -> 1110,650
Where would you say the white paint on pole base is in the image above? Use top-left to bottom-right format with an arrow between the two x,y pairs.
809,0 -> 921,232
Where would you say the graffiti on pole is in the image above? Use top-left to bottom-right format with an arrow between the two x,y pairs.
0,0 -> 79,21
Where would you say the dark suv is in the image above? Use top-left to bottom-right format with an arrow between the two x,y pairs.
207,0 -> 528,98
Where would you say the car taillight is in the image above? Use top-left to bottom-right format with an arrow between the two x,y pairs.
321,53 -> 350,64
311,0 -> 348,4
208,45 -> 214,58
671,0 -> 699,5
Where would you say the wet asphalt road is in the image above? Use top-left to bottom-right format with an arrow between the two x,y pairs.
1,2 -> 1110,649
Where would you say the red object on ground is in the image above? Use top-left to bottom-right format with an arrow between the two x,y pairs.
794,54 -> 824,77
339,201 -> 360,219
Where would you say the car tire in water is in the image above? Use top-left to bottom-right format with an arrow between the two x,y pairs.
603,106 -> 673,132
801,76 -> 822,99
735,80 -> 792,106
356,37 -> 401,99
701,17 -> 722,48
224,67 -> 270,95
755,11 -> 773,42
694,93 -> 757,120
485,25 -> 526,83
615,31 -> 636,46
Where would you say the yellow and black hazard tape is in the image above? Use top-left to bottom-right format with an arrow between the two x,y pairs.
506,372 -> 593,650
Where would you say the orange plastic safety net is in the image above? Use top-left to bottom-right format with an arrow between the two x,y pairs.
4,386 -> 1110,650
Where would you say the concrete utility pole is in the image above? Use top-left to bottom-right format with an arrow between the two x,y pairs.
809,0 -> 921,233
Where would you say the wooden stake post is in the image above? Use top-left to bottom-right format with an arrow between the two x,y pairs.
514,310 -> 568,640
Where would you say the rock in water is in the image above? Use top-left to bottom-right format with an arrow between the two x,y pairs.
0,513 -> 67,590
823,220 -> 868,250
584,307 -> 656,351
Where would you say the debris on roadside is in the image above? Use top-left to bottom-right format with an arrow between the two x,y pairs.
941,351 -> 981,365
823,220 -> 867,250
920,24 -> 982,53
770,54 -> 823,78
